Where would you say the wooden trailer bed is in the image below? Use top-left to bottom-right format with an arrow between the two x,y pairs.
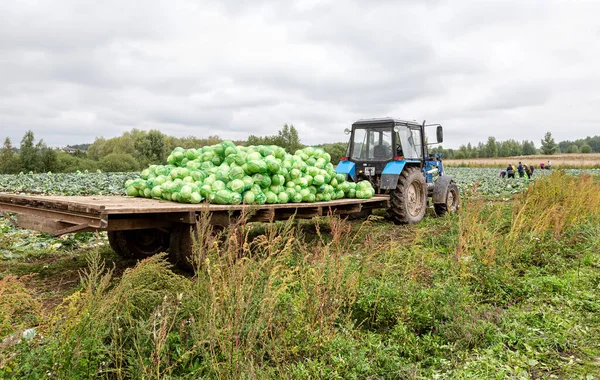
0,193 -> 390,235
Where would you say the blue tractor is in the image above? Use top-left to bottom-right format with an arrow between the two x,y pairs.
335,118 -> 459,224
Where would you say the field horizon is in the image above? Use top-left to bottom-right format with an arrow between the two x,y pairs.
444,153 -> 600,169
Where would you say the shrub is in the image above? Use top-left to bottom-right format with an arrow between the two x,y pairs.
0,275 -> 41,339
99,153 -> 139,172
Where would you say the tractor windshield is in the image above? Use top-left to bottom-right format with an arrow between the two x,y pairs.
350,126 -> 393,161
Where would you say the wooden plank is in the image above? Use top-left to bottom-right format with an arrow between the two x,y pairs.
55,223 -> 91,235
329,204 -> 362,215
17,214 -> 75,235
250,209 -> 275,222
0,193 -> 106,214
105,218 -> 173,231
0,203 -> 105,228
164,211 -> 196,224
0,211 -> 17,227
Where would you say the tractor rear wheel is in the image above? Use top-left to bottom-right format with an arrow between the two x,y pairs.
388,166 -> 427,224
434,181 -> 459,216
107,229 -> 170,260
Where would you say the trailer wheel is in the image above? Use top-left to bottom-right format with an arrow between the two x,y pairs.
107,229 -> 170,260
388,166 -> 427,224
347,208 -> 373,220
169,223 -> 227,272
434,181 -> 460,216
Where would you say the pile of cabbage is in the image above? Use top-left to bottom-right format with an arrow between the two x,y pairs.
125,141 -> 375,205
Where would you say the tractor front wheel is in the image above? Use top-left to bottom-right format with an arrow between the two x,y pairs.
434,181 -> 460,216
388,166 -> 427,224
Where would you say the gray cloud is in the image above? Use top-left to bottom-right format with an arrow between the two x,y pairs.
0,0 -> 599,150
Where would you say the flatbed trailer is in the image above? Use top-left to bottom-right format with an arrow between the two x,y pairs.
0,193 -> 389,269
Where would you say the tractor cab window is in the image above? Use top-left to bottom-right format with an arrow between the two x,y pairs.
350,127 -> 393,161
396,125 -> 423,159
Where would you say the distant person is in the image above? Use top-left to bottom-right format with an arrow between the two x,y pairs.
517,162 -> 524,178
547,160 -> 552,170
507,164 -> 515,178
530,165 -> 535,176
540,162 -> 545,170
499,169 -> 507,178
525,164 -> 532,179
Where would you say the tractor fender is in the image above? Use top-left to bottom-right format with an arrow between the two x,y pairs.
380,161 -> 406,190
335,161 -> 356,181
432,175 -> 454,204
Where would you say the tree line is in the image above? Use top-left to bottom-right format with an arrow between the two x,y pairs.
1,128 -> 598,174
0,125 -> 304,174
431,132 -> 597,159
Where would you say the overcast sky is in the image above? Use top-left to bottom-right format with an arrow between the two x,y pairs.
1,0 -> 599,149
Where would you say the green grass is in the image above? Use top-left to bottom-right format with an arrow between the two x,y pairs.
1,172 -> 600,379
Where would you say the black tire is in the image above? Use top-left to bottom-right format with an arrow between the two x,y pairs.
107,229 -> 170,260
168,224 -> 226,272
388,166 -> 427,224
347,208 -> 373,220
434,181 -> 460,216
168,224 -> 194,271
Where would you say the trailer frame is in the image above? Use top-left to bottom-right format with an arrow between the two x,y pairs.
0,194 -> 390,269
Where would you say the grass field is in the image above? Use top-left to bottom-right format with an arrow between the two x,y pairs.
445,153 -> 600,169
1,171 -> 600,378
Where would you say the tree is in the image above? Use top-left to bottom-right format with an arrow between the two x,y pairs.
166,135 -> 222,152
318,142 -> 348,163
19,130 -> 39,172
87,137 -> 106,160
566,144 -> 579,154
39,143 -> 58,172
100,153 -> 139,172
55,151 -> 99,172
456,144 -> 469,159
485,137 -> 498,157
580,144 -> 593,153
277,124 -> 302,153
247,124 -> 303,153
0,137 -> 20,174
134,129 -> 167,166
522,140 -> 537,156
540,132 -> 557,155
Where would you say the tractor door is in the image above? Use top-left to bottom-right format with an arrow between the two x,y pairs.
395,124 -> 424,160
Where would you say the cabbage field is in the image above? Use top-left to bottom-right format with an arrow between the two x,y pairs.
1,167 -> 598,198
0,171 -> 138,196
445,167 -> 600,197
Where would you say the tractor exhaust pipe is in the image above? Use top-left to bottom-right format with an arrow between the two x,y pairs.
421,120 -> 427,167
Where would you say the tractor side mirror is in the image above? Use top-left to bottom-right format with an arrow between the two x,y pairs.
436,126 -> 443,143
344,128 -> 351,135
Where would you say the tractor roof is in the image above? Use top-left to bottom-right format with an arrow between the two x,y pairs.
352,118 -> 421,127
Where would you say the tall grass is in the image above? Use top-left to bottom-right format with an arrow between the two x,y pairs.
511,171 -> 600,237
0,275 -> 41,340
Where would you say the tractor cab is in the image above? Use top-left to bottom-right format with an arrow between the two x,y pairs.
338,118 -> 443,188
344,119 -> 426,177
